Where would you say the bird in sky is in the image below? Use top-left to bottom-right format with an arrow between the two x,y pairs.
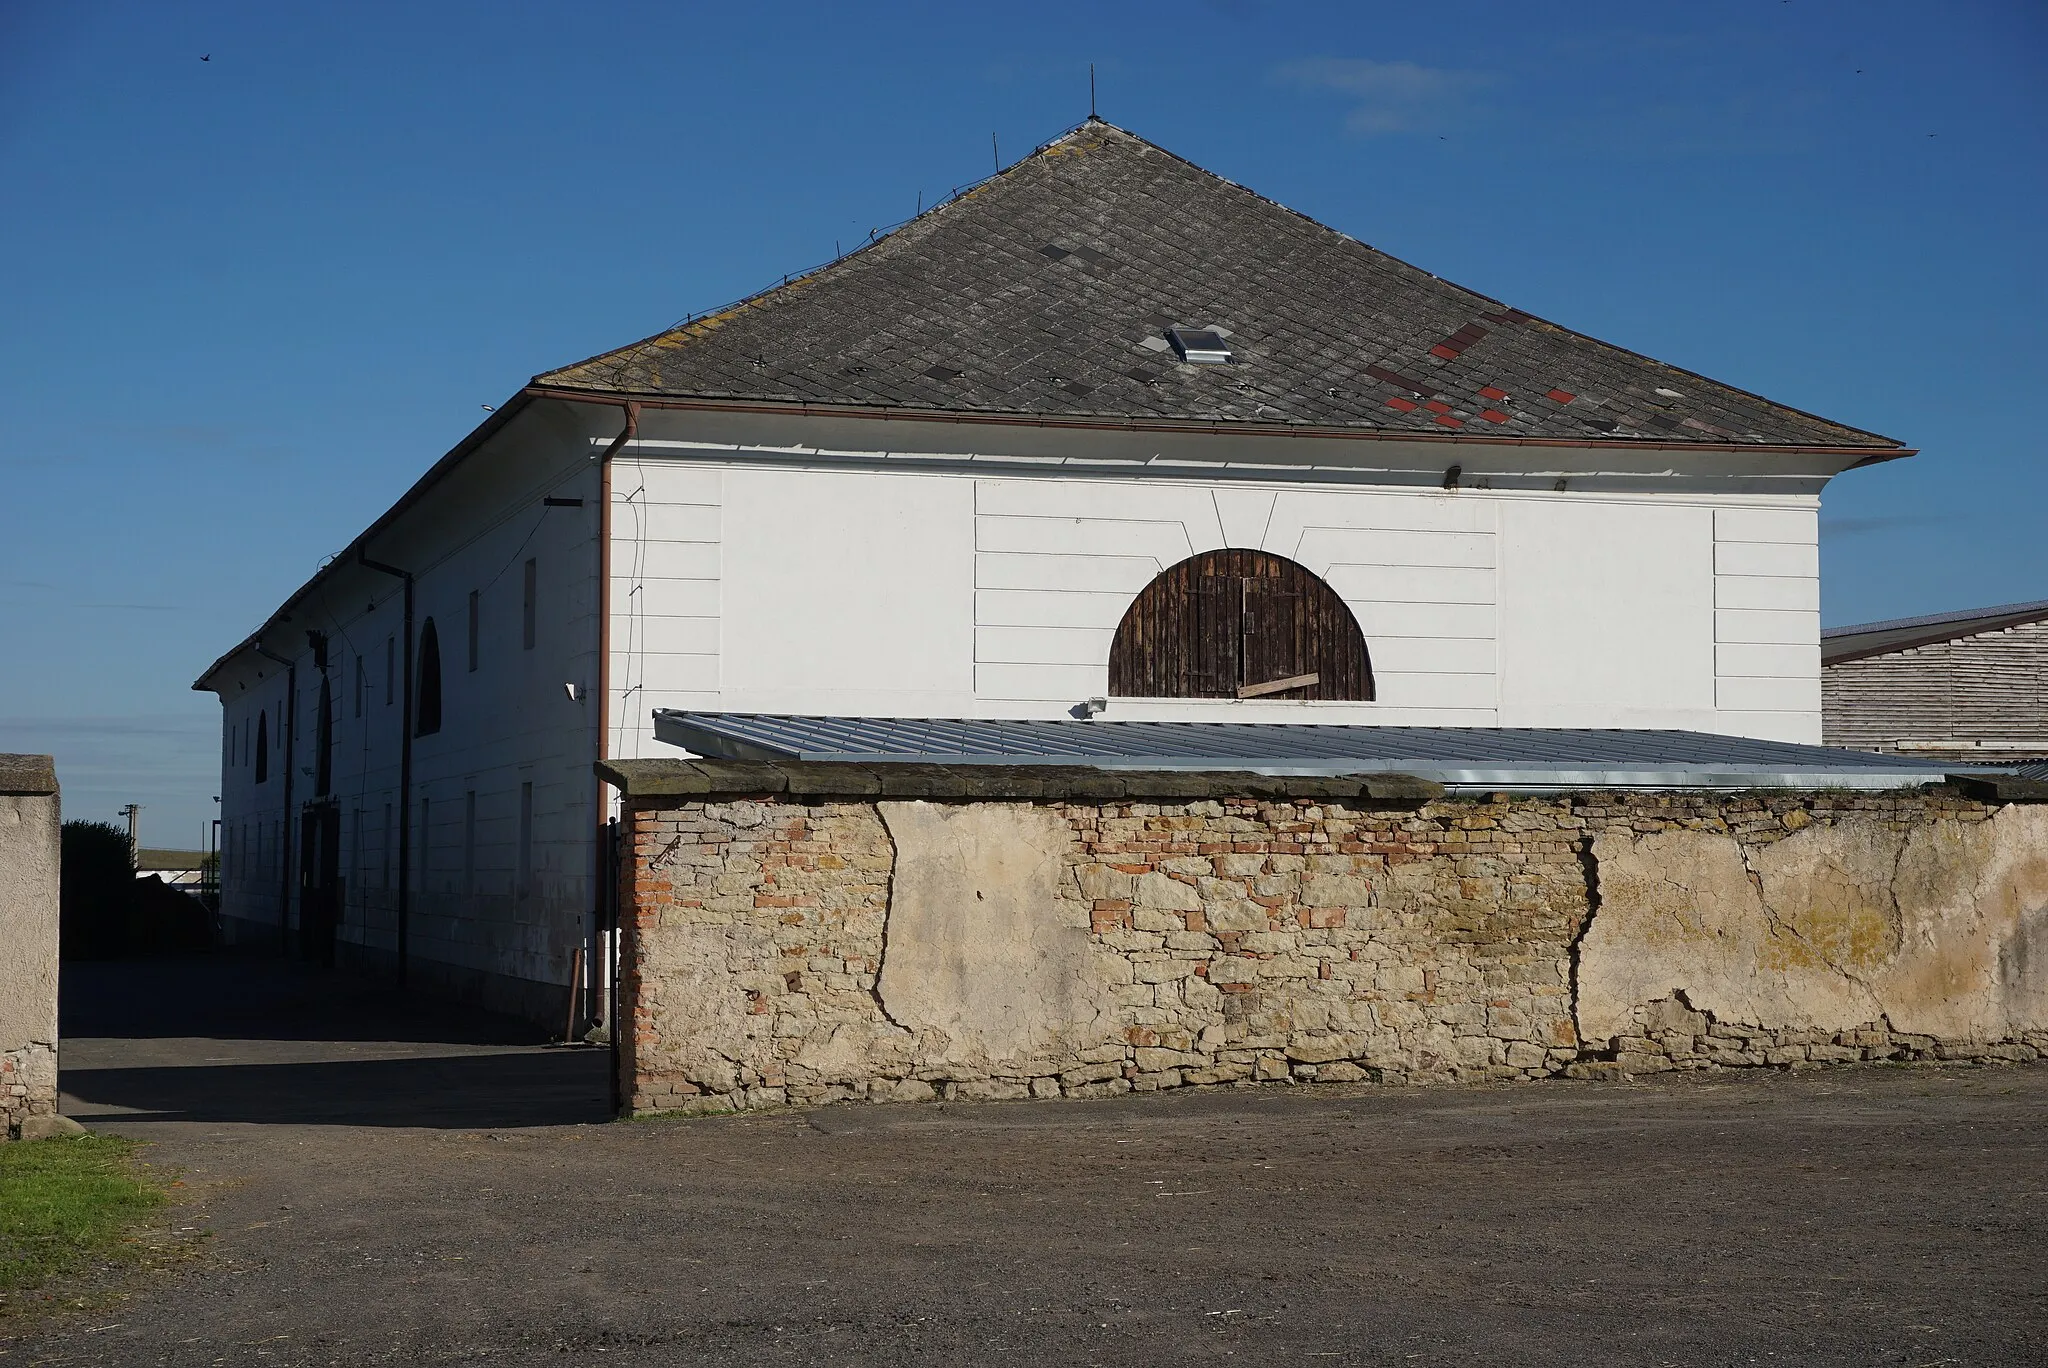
201,54 -> 210,61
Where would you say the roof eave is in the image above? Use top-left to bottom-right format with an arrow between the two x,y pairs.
522,383 -> 1913,461
192,388 -> 561,693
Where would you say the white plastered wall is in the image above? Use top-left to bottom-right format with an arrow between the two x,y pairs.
605,447 -> 1823,753
215,402 -> 607,1010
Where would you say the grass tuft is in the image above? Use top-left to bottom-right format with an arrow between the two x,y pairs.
0,1136 -> 169,1295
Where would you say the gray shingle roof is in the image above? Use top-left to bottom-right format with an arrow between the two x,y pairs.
651,712 -> 1971,791
539,120 -> 1901,450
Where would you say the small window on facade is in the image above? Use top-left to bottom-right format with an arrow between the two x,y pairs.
462,789 -> 477,897
522,558 -> 537,651
354,656 -> 365,718
517,780 -> 534,896
381,802 -> 392,891
415,618 -> 443,736
468,589 -> 480,673
254,709 -> 270,783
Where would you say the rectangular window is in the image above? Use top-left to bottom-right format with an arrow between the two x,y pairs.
517,781 -> 534,895
522,558 -> 537,651
468,590 -> 480,673
354,656 -> 365,718
381,803 -> 392,891
462,790 -> 477,896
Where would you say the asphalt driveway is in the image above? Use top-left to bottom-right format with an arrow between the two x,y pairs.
4,953 -> 2042,1366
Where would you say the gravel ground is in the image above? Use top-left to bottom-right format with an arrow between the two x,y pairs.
4,955 -> 2043,1366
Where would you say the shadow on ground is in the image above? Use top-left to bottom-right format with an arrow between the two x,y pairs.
58,953 -> 612,1130
63,952 -> 556,1045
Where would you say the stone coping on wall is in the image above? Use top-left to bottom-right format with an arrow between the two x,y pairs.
0,754 -> 57,797
1949,772 -> 2048,803
598,757 -> 1445,804
596,757 -> 2048,806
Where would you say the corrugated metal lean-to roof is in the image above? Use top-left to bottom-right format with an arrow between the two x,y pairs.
650,712 -> 2001,793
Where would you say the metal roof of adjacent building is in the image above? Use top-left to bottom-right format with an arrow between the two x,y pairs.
538,121 -> 1903,453
651,711 -> 1981,792
1821,598 -> 2048,665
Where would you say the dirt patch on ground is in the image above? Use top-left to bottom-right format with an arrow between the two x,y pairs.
5,956 -> 2042,1366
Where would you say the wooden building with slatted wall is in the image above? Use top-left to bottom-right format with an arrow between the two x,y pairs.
1822,600 -> 2048,761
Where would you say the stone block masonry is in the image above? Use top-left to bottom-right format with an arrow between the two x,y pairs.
603,761 -> 2048,1116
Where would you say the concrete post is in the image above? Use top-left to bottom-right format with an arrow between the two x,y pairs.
1,754 -> 61,1139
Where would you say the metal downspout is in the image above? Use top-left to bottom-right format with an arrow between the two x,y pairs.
595,403 -> 636,1100
253,645 -> 296,955
359,551 -> 415,991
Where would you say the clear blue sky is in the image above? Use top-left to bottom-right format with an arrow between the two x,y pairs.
2,1 -> 2042,847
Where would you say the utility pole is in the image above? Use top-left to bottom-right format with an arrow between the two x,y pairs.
118,803 -> 143,867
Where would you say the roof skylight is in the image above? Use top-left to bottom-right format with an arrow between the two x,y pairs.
1168,326 -> 1232,365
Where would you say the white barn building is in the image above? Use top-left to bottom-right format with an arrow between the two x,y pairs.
195,121 -> 1909,1024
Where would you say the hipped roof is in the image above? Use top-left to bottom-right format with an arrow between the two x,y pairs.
539,120 -> 1902,452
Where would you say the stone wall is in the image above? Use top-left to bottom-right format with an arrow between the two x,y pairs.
606,761 -> 2048,1115
0,755 -> 61,1139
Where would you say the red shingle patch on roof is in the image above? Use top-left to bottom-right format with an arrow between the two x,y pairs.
1434,414 -> 1464,428
1429,323 -> 1489,363
1479,409 -> 1510,423
1546,388 -> 1576,403
1385,396 -> 1417,412
1424,399 -> 1452,415
1479,385 -> 1509,402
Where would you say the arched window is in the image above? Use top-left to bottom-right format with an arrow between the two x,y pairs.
315,678 -> 334,797
254,709 -> 269,783
416,618 -> 443,736
1109,549 -> 1374,700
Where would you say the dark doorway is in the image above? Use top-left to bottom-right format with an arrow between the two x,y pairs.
1109,549 -> 1374,700
299,804 -> 341,967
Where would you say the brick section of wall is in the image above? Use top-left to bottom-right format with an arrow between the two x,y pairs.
615,790 -> 2040,1115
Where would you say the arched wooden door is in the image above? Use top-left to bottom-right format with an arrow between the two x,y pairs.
1109,550 -> 1374,700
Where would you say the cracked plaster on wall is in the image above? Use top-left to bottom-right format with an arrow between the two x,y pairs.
1578,806 -> 2048,1045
